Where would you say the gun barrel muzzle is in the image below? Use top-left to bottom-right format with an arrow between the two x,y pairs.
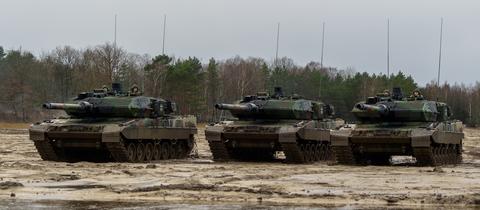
355,103 -> 389,115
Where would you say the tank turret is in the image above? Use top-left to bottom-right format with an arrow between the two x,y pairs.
215,89 -> 334,120
43,98 -> 176,118
351,88 -> 442,122
43,83 -> 176,118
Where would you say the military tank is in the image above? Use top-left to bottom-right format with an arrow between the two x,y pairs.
331,87 -> 464,166
29,84 -> 197,162
205,87 -> 340,163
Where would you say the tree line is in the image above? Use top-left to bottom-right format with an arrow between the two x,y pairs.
0,43 -> 478,126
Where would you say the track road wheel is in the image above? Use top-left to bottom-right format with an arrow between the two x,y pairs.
127,143 -> 137,162
160,142 -> 169,159
323,144 -> 330,161
136,143 -> 145,162
145,143 -> 154,162
313,144 -> 320,161
153,144 -> 161,160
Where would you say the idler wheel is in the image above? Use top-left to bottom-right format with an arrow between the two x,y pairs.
153,143 -> 161,160
145,143 -> 154,162
127,143 -> 137,162
136,143 -> 145,162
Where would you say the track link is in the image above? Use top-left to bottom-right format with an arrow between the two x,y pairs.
332,145 -> 356,165
105,139 -> 193,163
281,142 -> 305,163
33,141 -> 60,161
414,144 -> 462,166
208,141 -> 231,161
105,142 -> 130,162
281,141 -> 334,163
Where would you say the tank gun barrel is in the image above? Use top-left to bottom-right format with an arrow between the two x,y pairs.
42,102 -> 93,111
355,103 -> 389,115
215,103 -> 258,112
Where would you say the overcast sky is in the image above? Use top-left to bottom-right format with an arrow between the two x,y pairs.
2,0 -> 479,85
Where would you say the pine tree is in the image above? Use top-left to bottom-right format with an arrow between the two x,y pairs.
206,58 -> 219,121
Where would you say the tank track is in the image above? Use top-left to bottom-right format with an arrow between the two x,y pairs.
281,141 -> 334,164
105,142 -> 130,162
208,141 -> 231,161
332,145 -> 356,165
105,138 -> 193,163
413,144 -> 462,166
33,141 -> 61,161
281,142 -> 304,163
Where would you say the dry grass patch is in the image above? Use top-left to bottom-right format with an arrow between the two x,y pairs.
0,122 -> 30,129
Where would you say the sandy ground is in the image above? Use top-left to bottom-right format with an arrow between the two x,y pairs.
0,126 -> 479,209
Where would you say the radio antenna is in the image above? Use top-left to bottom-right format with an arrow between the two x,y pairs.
320,22 -> 325,68
437,17 -> 444,87
275,22 -> 280,67
114,14 -> 117,46
387,18 -> 390,78
162,14 -> 167,55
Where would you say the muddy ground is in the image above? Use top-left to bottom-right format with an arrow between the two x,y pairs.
0,126 -> 479,209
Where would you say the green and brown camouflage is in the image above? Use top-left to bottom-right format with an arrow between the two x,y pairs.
42,95 -> 176,118
206,87 -> 343,163
215,97 -> 334,120
331,87 -> 463,166
29,84 -> 197,163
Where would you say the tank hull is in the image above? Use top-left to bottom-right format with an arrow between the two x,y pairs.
331,121 -> 464,166
29,117 -> 197,162
205,120 -> 338,163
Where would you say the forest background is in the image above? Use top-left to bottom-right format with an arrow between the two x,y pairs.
0,43 -> 477,125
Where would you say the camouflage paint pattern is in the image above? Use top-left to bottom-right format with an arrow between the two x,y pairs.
29,85 -> 197,163
206,88 -> 341,163
331,88 -> 463,166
